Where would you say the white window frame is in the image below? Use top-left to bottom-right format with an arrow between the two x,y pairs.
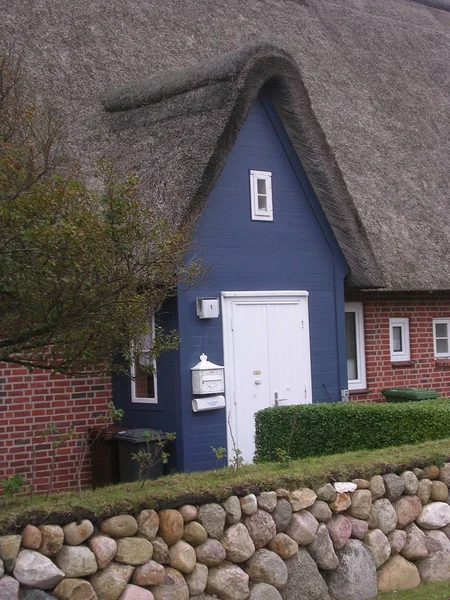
433,318 -> 450,359
131,315 -> 158,404
345,302 -> 366,391
250,170 -> 273,221
389,318 -> 410,362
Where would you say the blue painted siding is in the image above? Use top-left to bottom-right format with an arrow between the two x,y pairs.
177,93 -> 349,472
112,297 -> 183,472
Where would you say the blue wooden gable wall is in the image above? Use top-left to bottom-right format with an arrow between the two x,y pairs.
176,92 -> 350,472
114,91 -> 350,474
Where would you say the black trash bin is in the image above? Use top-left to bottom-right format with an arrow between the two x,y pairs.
90,425 -> 130,488
114,428 -> 169,483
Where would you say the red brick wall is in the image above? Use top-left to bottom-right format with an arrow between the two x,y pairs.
0,363 -> 112,494
346,291 -> 450,402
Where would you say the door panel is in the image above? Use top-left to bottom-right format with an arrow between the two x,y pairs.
223,292 -> 312,464
231,302 -> 271,465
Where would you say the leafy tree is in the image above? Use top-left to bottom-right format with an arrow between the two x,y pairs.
0,50 -> 202,374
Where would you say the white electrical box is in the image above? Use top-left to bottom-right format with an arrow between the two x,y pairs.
191,354 -> 225,395
192,395 -> 225,412
196,297 -> 220,319
341,388 -> 349,402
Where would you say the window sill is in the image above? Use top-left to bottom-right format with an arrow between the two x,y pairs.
391,360 -> 415,368
349,388 -> 369,395
435,359 -> 450,369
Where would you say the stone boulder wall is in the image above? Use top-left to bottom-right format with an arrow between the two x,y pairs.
3,464 -> 450,599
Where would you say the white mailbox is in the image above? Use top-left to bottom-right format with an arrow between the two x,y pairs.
191,353 -> 225,395
192,395 -> 225,412
196,297 -> 220,319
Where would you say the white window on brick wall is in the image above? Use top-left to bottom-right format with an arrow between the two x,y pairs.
433,318 -> 450,358
131,314 -> 158,404
250,170 -> 273,221
345,302 -> 366,391
389,317 -> 410,362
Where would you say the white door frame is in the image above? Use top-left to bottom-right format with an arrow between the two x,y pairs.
221,290 -> 311,464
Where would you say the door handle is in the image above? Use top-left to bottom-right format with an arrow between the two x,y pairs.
274,392 -> 288,407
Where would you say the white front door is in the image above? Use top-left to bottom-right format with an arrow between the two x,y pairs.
222,291 -> 312,464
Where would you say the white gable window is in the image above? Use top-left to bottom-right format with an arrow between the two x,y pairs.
131,315 -> 158,404
345,302 -> 366,391
250,170 -> 273,221
389,318 -> 410,362
433,318 -> 450,358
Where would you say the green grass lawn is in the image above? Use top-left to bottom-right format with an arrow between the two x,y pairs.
378,581 -> 450,599
1,438 -> 450,533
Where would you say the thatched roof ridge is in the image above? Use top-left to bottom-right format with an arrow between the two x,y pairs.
105,44 -> 382,289
2,0 -> 450,291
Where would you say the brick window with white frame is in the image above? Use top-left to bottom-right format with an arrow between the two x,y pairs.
433,318 -> 450,359
389,317 -> 410,362
345,302 -> 366,391
250,170 -> 273,221
131,314 -> 158,404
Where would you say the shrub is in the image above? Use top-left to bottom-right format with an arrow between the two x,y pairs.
254,399 -> 450,463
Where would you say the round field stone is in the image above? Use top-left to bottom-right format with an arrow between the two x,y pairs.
268,532 -> 298,559
90,563 -> 134,600
38,526 -> 64,557
423,465 -> 440,480
88,534 -> 117,569
417,479 -> 433,505
400,471 -> 419,495
197,504 -> 226,539
272,499 -> 293,533
137,509 -> 160,540
245,549 -> 288,589
326,515 -> 351,550
132,560 -> 165,586
288,488 -> 317,511
178,505 -> 197,523
207,562 -> 250,600
21,525 -> 42,551
316,483 -> 336,503
369,475 -> 385,501
115,537 -> 153,565
220,523 -> 255,563
388,529 -> 407,555
195,539 -> 227,566
377,555 -> 420,592
152,537 -> 170,564
244,509 -> 276,549
183,521 -> 208,546
63,520 -> 94,545
258,491 -> 277,513
222,496 -> 242,525
168,540 -> 196,574
329,492 -> 351,513
393,495 -> 422,528
185,562 -> 208,596
348,489 -> 372,520
430,481 -> 449,502
307,500 -> 332,523
99,515 -> 138,539
285,510 -> 318,546
150,566 -> 189,600
158,510 -> 184,546
240,494 -> 258,516
383,474 -> 404,502
307,523 -> 339,570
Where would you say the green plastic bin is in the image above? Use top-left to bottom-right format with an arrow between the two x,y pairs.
114,428 -> 169,483
381,387 -> 441,403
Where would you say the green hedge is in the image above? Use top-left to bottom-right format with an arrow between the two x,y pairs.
254,399 -> 450,462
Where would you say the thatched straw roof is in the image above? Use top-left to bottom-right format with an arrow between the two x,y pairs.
2,0 -> 450,291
